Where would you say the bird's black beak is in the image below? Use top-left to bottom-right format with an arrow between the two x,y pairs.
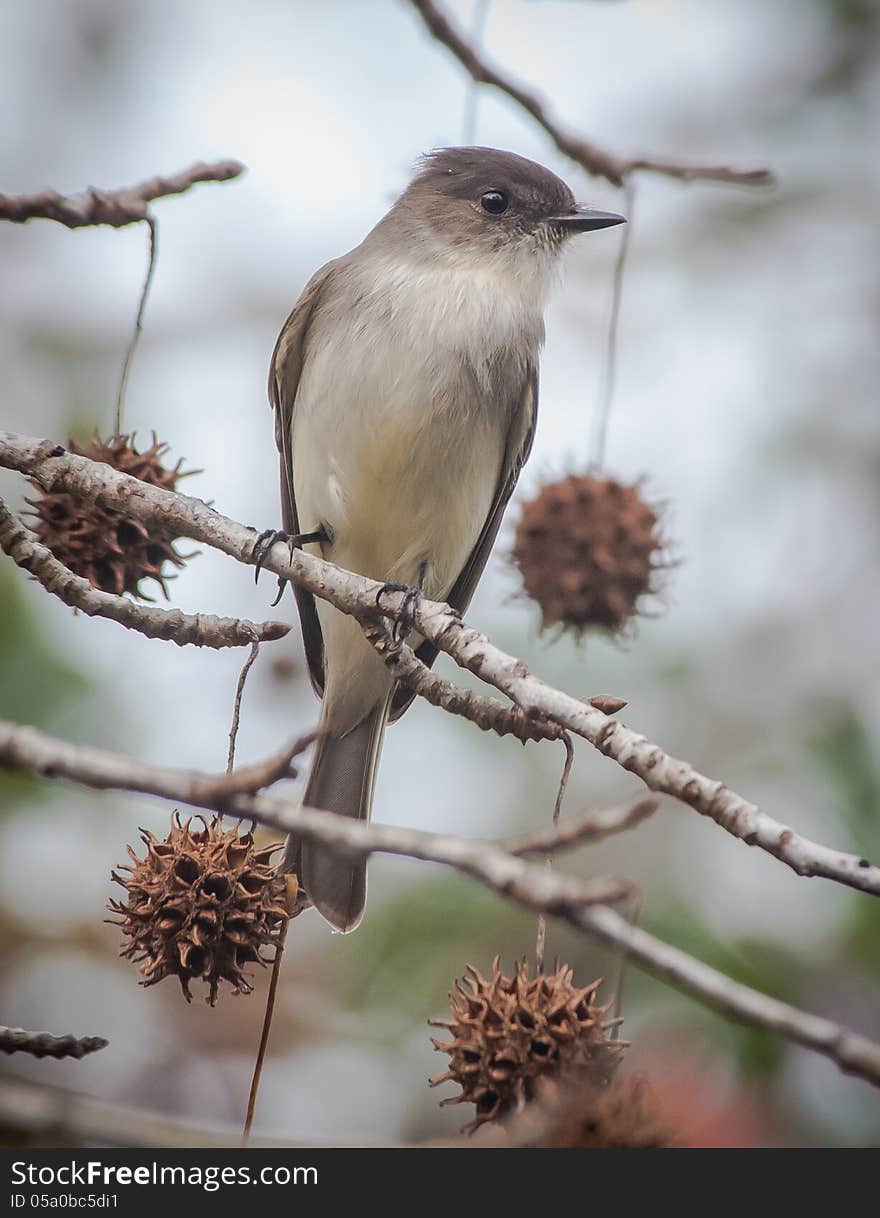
551,206 -> 627,233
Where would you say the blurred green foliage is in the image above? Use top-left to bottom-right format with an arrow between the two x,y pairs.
808,707 -> 880,972
0,559 -> 89,809
813,0 -> 880,95
642,899 -> 807,1081
335,873 -> 536,1022
809,707 -> 880,856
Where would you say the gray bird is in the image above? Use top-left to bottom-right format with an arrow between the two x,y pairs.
267,146 -> 624,931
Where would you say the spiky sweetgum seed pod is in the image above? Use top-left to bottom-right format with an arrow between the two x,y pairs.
28,433 -> 192,599
109,814 -> 290,1005
430,957 -> 624,1132
512,474 -> 664,636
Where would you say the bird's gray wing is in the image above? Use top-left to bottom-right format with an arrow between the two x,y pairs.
389,363 -> 539,721
268,260 -> 341,698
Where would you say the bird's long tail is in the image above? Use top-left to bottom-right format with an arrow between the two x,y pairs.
284,694 -> 391,932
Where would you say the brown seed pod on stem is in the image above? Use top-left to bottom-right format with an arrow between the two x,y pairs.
430,957 -> 624,1132
28,433 -> 194,598
109,814 -> 290,1005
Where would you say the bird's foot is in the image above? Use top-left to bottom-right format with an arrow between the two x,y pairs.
252,526 -> 329,606
375,576 -> 425,645
252,528 -> 293,583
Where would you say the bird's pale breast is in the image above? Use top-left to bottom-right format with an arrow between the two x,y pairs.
292,257 -> 541,596
290,255 -> 543,728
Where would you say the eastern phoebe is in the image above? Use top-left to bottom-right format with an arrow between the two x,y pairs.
268,146 -> 624,931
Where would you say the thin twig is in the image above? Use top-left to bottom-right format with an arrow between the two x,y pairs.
1,719 -> 878,1091
0,498 -> 288,648
507,793 -> 657,856
0,1027 -> 107,1061
2,431 -> 872,898
0,160 -> 245,228
406,0 -> 773,189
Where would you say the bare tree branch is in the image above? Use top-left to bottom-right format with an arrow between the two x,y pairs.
209,729 -> 317,798
0,718 -> 632,914
364,620 -> 624,743
0,498 -> 289,648
574,904 -> 880,1087
0,160 -> 245,229
0,1027 -> 107,1061
365,620 -> 562,742
1,718 -> 878,1090
0,1076 -> 336,1148
2,430 -> 874,899
406,0 -> 773,189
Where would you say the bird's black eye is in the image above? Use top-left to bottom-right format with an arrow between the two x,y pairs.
480,190 -> 508,215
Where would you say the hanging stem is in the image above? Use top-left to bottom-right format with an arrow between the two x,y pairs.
114,215 -> 158,437
534,733 -> 574,972
607,889 -> 641,1041
242,875 -> 299,1141
226,637 -> 260,775
589,179 -> 635,470
460,0 -> 492,144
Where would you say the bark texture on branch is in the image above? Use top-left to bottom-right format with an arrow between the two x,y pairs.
1,430 -> 873,899
0,719 -> 632,915
365,620 -> 627,741
0,498 -> 288,648
0,160 -> 244,228
0,1026 -> 107,1061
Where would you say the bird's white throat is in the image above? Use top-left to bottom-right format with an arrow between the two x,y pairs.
358,243 -> 556,368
